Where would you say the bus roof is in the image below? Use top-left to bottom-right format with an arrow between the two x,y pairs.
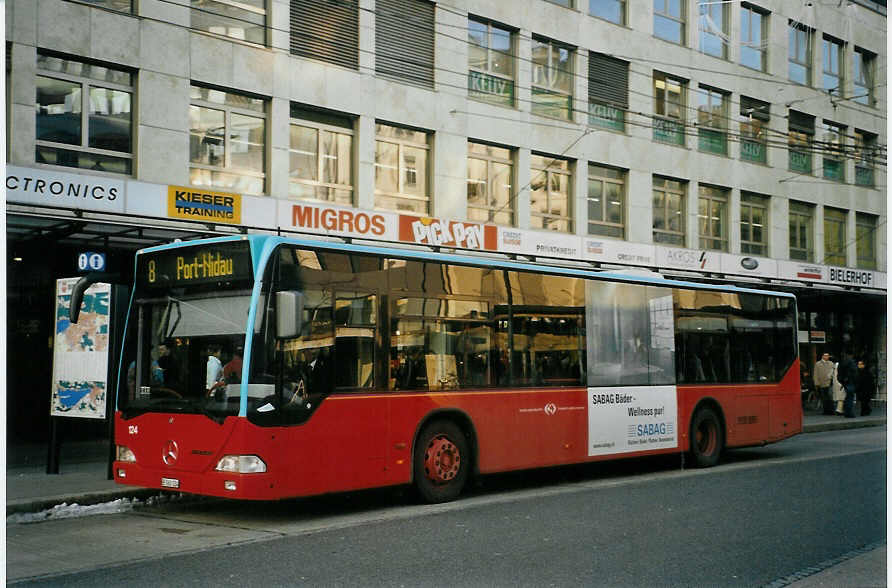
137,234 -> 796,300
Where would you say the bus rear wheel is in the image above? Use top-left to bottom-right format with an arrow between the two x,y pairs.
414,419 -> 469,503
689,406 -> 724,468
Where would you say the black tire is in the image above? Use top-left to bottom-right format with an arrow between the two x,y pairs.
414,419 -> 470,503
689,406 -> 724,468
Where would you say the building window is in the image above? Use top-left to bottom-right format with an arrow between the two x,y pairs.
697,86 -> 727,155
821,121 -> 845,182
467,141 -> 514,225
74,0 -> 132,10
699,0 -> 728,59
789,201 -> 814,262
375,123 -> 430,213
653,72 -> 685,145
290,0 -> 358,70
740,193 -> 768,256
698,185 -> 728,251
788,21 -> 812,85
739,96 -> 769,164
530,154 -> 573,232
740,3 -> 767,72
588,52 -> 628,131
531,37 -> 574,120
854,129 -> 878,187
468,18 -> 515,107
288,106 -> 354,205
189,85 -> 266,195
35,53 -> 133,174
822,35 -> 844,97
590,0 -> 624,24
587,164 -> 625,239
376,0 -> 435,88
653,176 -> 686,246
654,0 -> 685,45
823,207 -> 847,266
191,0 -> 266,45
853,48 -> 875,106
788,110 -> 814,174
856,213 -> 877,270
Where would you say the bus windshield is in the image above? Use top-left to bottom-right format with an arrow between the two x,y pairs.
118,241 -> 255,421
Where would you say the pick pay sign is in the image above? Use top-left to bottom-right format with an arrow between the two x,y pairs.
398,216 -> 498,250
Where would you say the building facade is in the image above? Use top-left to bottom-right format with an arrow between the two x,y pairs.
6,0 -> 886,445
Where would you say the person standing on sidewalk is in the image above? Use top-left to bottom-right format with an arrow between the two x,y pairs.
837,351 -> 858,418
813,352 -> 836,415
855,359 -> 874,416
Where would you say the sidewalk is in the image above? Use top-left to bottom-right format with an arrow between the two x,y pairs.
7,403 -> 885,515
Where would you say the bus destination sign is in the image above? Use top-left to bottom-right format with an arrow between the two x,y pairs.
138,243 -> 253,289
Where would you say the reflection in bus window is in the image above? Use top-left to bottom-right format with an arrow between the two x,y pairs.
391,299 -> 493,390
674,290 -> 795,383
506,272 -> 585,387
585,282 -> 675,387
334,292 -> 376,388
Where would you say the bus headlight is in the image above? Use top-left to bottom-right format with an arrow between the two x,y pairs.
214,455 -> 267,474
116,446 -> 136,462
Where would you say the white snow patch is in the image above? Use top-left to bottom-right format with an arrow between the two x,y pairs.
7,492 -> 188,524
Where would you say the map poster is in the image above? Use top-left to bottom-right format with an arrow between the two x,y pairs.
50,278 -> 111,419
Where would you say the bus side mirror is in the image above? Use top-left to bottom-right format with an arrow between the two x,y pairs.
69,272 -> 122,324
276,291 -> 305,339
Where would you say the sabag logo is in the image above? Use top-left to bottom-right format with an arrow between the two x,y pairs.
637,423 -> 667,436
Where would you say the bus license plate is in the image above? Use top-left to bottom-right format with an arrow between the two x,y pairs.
161,477 -> 180,489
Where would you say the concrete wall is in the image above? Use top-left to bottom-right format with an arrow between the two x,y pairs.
5,0 -> 886,270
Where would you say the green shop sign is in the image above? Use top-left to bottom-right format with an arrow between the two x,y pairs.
589,102 -> 624,131
468,71 -> 514,106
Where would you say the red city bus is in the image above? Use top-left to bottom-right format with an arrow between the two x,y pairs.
107,235 -> 801,503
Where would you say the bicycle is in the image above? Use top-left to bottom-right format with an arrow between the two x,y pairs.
801,386 -> 823,412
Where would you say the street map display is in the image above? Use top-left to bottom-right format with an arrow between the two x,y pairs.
51,278 -> 110,419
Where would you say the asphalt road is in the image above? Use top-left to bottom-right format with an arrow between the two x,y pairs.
8,427 -> 886,587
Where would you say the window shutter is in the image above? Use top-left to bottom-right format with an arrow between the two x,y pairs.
789,110 -> 815,134
588,52 -> 628,108
740,96 -> 769,122
290,0 -> 359,70
376,0 -> 435,89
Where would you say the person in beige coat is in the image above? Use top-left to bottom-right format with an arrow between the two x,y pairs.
813,353 -> 836,415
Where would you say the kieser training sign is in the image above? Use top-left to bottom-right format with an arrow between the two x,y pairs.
587,385 -> 678,456
168,186 -> 242,224
50,278 -> 110,419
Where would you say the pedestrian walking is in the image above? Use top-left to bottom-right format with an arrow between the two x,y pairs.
813,352 -> 836,415
837,351 -> 858,418
855,360 -> 874,416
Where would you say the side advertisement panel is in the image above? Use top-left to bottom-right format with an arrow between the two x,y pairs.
587,385 -> 679,456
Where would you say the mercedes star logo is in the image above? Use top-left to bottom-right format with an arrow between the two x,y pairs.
162,440 -> 179,466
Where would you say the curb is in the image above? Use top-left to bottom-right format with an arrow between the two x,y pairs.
802,417 -> 886,434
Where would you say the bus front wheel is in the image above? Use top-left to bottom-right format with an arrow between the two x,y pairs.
414,419 -> 469,503
689,406 -> 724,468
